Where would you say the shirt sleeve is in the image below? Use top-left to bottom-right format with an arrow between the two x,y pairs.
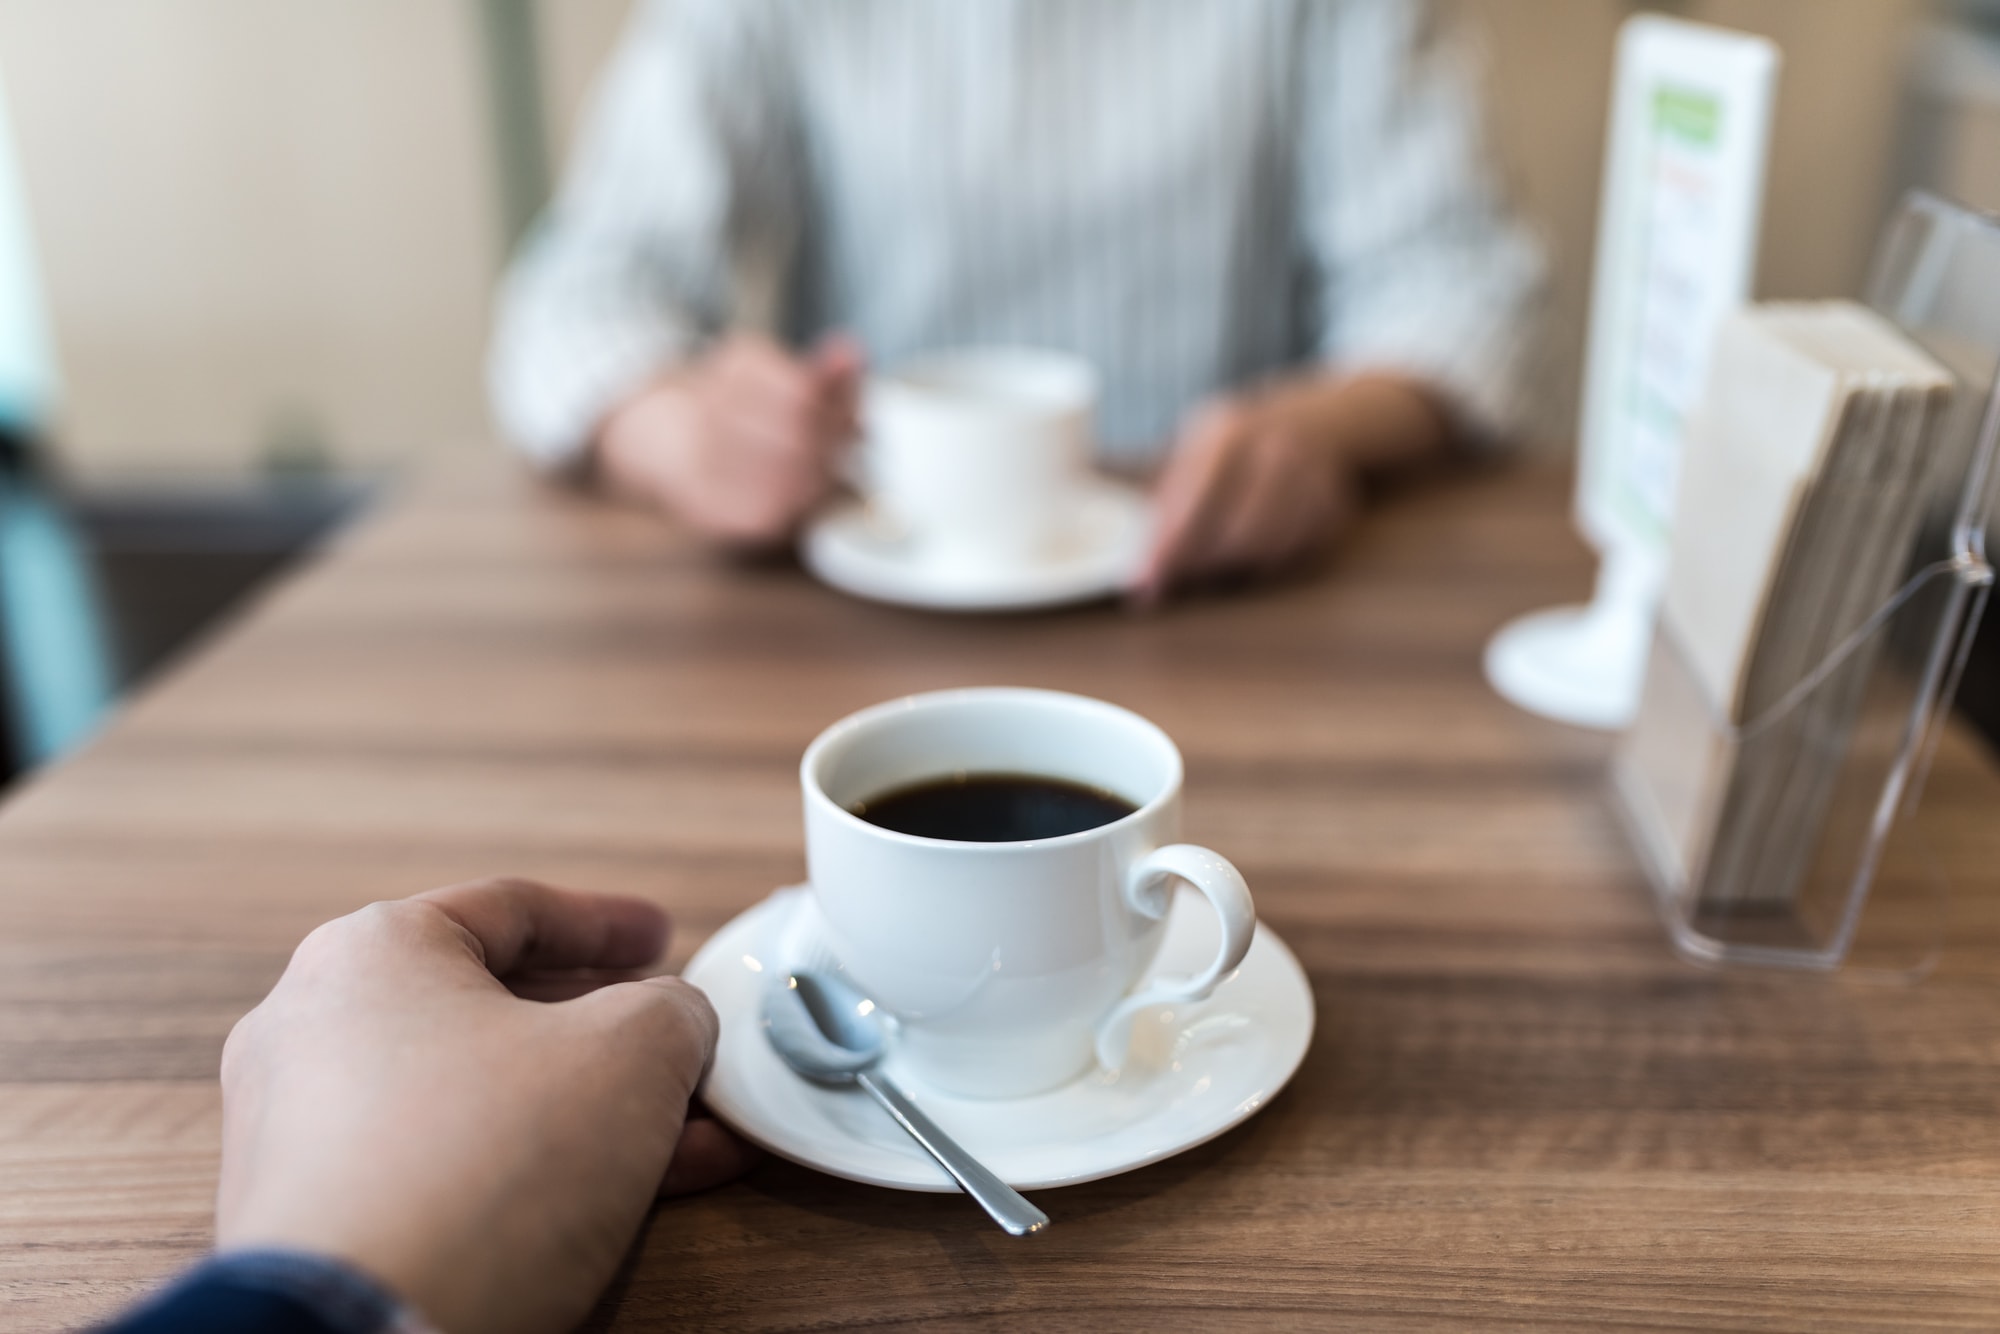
95,1249 -> 434,1334
1296,0 -> 1546,449
486,0 -> 799,468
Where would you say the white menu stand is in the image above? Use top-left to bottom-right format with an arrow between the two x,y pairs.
1485,17 -> 1778,730
1485,546 -> 1660,731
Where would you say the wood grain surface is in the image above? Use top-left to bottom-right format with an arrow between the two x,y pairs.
4,453 -> 1999,1332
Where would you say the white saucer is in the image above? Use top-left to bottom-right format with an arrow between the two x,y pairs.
685,887 -> 1316,1192
800,482 -> 1152,613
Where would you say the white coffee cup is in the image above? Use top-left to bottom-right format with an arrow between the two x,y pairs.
800,687 -> 1256,1099
864,347 -> 1096,574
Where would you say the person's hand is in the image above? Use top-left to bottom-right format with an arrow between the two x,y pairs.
1129,372 -> 1452,605
216,878 -> 756,1334
597,333 -> 863,546
1129,393 -> 1359,606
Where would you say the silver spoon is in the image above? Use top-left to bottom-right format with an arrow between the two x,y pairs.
760,968 -> 1049,1236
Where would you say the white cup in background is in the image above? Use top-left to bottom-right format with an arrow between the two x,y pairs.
800,687 -> 1257,1099
864,347 -> 1097,574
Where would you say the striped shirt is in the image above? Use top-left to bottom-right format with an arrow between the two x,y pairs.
489,0 -> 1544,468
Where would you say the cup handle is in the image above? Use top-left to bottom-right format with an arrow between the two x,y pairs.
1093,844 -> 1256,1072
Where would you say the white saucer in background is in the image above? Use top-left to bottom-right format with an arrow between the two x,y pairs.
800,481 -> 1152,613
685,887 -> 1316,1193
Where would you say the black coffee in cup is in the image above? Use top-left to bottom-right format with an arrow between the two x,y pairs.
852,772 -> 1137,842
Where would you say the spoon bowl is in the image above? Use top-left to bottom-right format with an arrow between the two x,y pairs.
762,971 -> 884,1083
760,967 -> 1050,1236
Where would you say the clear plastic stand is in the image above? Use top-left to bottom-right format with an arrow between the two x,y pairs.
1612,193 -> 2000,971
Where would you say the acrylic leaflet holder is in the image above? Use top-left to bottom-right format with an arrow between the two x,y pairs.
1612,193 -> 2000,971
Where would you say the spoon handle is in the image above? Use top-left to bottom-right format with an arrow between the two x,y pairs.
856,1072 -> 1049,1236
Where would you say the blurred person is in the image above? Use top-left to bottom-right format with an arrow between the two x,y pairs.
101,878 -> 755,1334
489,0 -> 1542,602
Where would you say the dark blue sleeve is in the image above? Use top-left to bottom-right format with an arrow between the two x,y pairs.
97,1249 -> 418,1334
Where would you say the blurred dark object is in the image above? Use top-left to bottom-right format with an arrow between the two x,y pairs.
1942,0 -> 2000,35
75,481 -> 359,688
476,0 -> 553,250
0,431 -> 362,788
1958,600 -> 2000,753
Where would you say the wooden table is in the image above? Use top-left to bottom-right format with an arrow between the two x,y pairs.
5,454 -> 2000,1332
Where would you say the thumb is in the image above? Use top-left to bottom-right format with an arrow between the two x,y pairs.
811,334 -> 866,451
810,333 -> 866,387
582,974 -> 722,1091
583,977 -> 758,1198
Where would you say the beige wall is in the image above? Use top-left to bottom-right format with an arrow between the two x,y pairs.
0,0 -> 1930,476
0,0 -> 499,479
1452,0 -> 1922,443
